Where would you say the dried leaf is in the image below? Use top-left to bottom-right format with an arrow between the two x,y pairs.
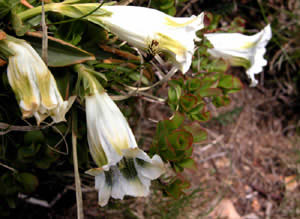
0,58 -> 6,66
210,199 -> 242,219
0,31 -> 6,40
251,198 -> 260,212
285,175 -> 298,191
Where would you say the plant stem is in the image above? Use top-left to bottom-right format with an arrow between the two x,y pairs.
72,115 -> 84,219
18,4 -> 54,20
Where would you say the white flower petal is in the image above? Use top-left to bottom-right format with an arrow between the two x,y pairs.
205,25 -> 272,86
122,148 -> 165,180
95,172 -> 112,207
117,165 -> 149,197
86,92 -> 138,168
5,39 -> 74,123
97,6 -> 204,73
110,166 -> 149,200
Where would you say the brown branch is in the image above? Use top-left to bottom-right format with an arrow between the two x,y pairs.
0,122 -> 51,135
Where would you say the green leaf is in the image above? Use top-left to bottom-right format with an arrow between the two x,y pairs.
184,123 -> 207,143
129,73 -> 150,85
167,130 -> 193,151
55,20 -> 87,45
190,110 -> 211,122
196,87 -> 223,97
213,96 -> 231,107
186,78 -> 202,91
171,112 -> 185,128
168,78 -> 184,88
11,8 -> 31,36
24,130 -> 45,145
23,32 -> 95,67
168,85 -> 182,104
18,144 -> 41,161
188,103 -> 204,115
180,94 -> 198,112
177,158 -> 197,169
207,59 -> 229,73
0,173 -> 18,196
16,172 -> 38,194
6,196 -> 16,209
219,74 -> 243,91
164,177 -> 190,199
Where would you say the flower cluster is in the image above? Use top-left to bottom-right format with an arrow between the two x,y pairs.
1,1 -> 273,208
24,2 -> 272,85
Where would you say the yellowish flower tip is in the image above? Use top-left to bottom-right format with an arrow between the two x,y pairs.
91,6 -> 205,74
164,16 -> 198,28
5,39 -> 74,124
205,24 -> 272,86
85,90 -> 165,206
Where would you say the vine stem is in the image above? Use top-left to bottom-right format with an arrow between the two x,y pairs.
72,118 -> 84,219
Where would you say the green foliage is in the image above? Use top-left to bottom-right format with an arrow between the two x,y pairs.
24,32 -> 95,67
168,73 -> 242,121
211,106 -> 243,126
0,0 -> 250,216
150,0 -> 177,16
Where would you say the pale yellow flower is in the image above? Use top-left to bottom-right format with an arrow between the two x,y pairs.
5,39 -> 75,124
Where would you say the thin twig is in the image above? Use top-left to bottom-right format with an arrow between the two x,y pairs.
41,0 -> 48,64
46,124 -> 70,155
124,66 -> 178,92
117,0 -> 134,5
197,152 -> 227,164
0,122 -> 52,135
198,135 -> 224,153
72,120 -> 84,219
0,161 -> 17,172
177,0 -> 198,16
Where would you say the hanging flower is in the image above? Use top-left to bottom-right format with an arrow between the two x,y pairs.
19,3 -> 205,73
83,77 -> 165,206
85,90 -> 138,169
4,39 -> 75,124
97,5 -> 205,73
204,24 -> 272,86
87,148 -> 165,206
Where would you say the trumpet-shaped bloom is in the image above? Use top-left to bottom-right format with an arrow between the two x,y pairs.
24,3 -> 205,73
85,90 -> 165,206
5,39 -> 75,124
98,6 -> 205,73
85,91 -> 138,169
88,148 -> 165,206
204,25 -> 272,86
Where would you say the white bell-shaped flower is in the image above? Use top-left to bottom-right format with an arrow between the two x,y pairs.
85,88 -> 165,206
5,39 -> 75,124
204,24 -> 272,86
24,3 -> 205,73
87,148 -> 165,207
85,91 -> 138,169
98,5 -> 205,73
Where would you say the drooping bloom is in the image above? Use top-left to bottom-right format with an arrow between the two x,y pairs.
204,25 -> 272,86
84,83 -> 165,206
20,3 -> 205,73
97,6 -> 205,73
4,39 -> 75,124
87,148 -> 165,206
